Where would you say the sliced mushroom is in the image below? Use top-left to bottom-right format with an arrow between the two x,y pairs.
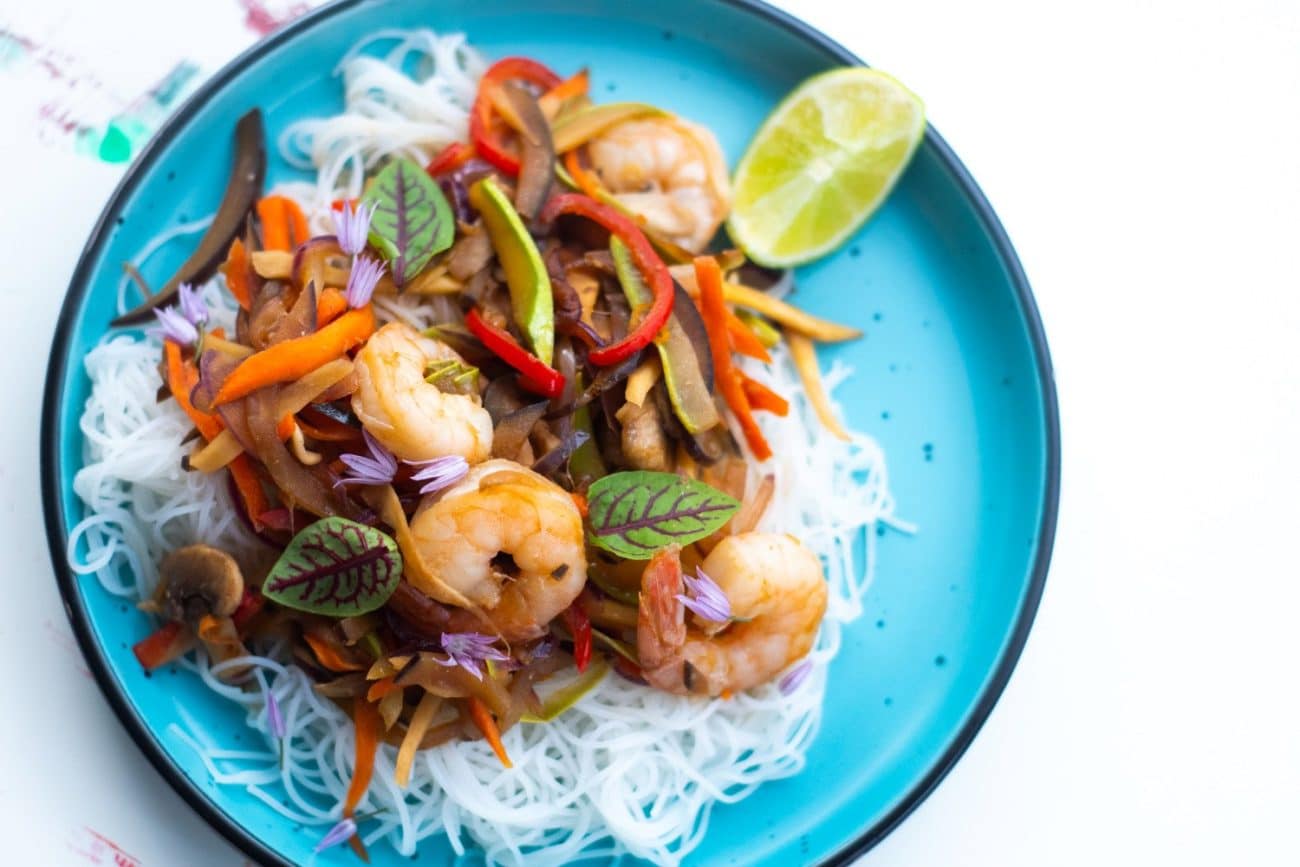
159,544 -> 245,627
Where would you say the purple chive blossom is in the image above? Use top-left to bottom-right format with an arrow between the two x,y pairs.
434,632 -> 511,680
345,253 -> 386,308
778,659 -> 814,696
677,567 -> 731,623
177,282 -> 208,327
335,429 -> 398,489
408,455 -> 469,496
332,200 -> 376,257
154,306 -> 199,346
266,688 -> 285,739
314,818 -> 357,854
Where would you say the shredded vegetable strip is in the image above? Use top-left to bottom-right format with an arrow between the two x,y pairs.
344,699 -> 382,816
739,371 -> 789,416
787,332 -> 851,441
564,147 -> 603,200
303,632 -> 367,672
213,306 -> 374,406
256,195 -> 310,251
725,310 -> 773,362
396,693 -> 441,786
164,341 -> 222,440
222,238 -> 253,310
695,256 -> 772,460
723,281 -> 861,343
539,68 -> 589,118
468,696 -> 512,768
316,287 -> 348,328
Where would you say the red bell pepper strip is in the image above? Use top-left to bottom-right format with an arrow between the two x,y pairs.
469,57 -> 562,175
132,621 -> 189,670
539,193 -> 674,366
426,141 -> 474,176
231,589 -> 265,632
465,307 -> 566,399
564,601 -> 593,673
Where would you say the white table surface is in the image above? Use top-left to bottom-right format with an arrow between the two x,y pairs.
2,0 -> 1297,864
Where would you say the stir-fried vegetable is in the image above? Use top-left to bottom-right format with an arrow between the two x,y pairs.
470,56 -> 562,175
212,306 -> 374,406
465,308 -> 566,399
610,237 -> 719,433
113,109 -> 265,325
550,102 -> 665,153
788,333 -> 851,441
695,256 -> 772,460
469,177 -> 554,363
541,194 -> 674,366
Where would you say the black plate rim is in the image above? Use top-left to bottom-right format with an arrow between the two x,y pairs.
39,1 -> 1060,865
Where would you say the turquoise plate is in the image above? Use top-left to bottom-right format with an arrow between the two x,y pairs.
41,1 -> 1059,864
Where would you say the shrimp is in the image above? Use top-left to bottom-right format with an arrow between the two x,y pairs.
637,533 -> 826,696
351,322 -> 493,463
587,115 -> 732,252
409,459 -> 587,642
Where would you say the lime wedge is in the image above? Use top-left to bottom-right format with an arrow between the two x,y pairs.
727,68 -> 925,267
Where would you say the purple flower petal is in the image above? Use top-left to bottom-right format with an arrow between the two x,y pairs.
177,282 -> 208,326
345,253 -> 386,308
438,631 -> 510,679
335,429 -> 397,488
779,659 -> 813,695
332,201 -> 376,257
266,688 -> 285,739
408,455 -> 469,496
154,306 -> 199,347
677,567 -> 731,622
314,817 -> 357,853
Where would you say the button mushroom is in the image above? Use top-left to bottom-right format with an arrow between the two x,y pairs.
159,544 -> 245,627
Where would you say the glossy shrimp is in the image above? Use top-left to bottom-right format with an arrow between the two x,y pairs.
638,533 -> 826,696
587,115 -> 732,252
351,322 -> 493,463
409,460 -> 587,642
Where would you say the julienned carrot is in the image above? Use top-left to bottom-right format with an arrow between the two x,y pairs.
366,677 -> 401,702
228,456 -> 269,529
725,310 -> 773,363
564,148 -> 603,200
256,197 -> 288,251
468,696 -> 512,768
256,195 -> 310,251
316,287 -> 348,328
739,371 -> 789,416
539,68 -> 589,117
223,237 -> 253,310
570,491 -> 588,518
212,306 -> 375,406
344,699 -> 382,817
695,256 -> 772,460
164,340 -> 223,440
303,632 -> 367,673
275,414 -> 296,441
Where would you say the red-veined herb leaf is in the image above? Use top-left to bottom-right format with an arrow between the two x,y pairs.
262,517 -> 402,616
586,471 -> 740,559
363,157 -> 454,287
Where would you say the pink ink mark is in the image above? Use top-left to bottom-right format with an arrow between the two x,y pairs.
69,828 -> 141,866
237,0 -> 311,36
45,618 -> 93,679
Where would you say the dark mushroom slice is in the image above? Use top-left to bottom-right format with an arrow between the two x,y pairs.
112,108 -> 266,325
159,544 -> 245,627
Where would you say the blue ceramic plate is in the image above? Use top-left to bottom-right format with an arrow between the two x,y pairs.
41,1 -> 1058,864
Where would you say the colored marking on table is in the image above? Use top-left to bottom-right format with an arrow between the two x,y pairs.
44,618 -> 92,680
238,0 -> 312,36
68,828 -> 142,866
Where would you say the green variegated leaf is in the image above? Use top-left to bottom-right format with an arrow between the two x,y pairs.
262,518 -> 402,616
363,158 -> 454,287
586,471 -> 740,559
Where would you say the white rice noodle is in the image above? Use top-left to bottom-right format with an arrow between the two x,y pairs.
67,28 -> 907,867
